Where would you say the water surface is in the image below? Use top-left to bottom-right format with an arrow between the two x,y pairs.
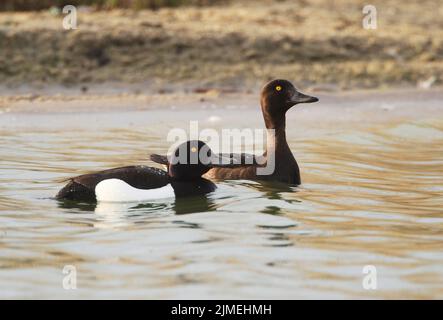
1,97 -> 443,299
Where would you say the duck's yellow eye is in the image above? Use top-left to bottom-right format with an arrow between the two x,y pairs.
275,85 -> 282,91
191,147 -> 197,153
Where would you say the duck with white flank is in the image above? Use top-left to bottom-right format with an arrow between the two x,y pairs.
56,140 -> 242,202
151,79 -> 318,184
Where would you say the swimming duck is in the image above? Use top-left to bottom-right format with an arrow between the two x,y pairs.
56,140 -> 241,202
151,79 -> 318,184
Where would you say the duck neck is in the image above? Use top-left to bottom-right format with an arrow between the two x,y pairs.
265,116 -> 291,157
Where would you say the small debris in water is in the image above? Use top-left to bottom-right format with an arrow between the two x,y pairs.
207,116 -> 221,123
380,103 -> 396,111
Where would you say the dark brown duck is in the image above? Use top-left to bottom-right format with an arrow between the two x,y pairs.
151,79 -> 319,184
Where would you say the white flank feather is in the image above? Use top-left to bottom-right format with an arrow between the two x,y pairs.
95,178 -> 174,202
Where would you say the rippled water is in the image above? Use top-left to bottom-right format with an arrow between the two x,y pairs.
1,101 -> 443,299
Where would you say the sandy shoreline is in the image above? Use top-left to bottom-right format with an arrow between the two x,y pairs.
1,0 -> 442,90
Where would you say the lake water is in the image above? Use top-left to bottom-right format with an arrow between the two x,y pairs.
1,92 -> 443,299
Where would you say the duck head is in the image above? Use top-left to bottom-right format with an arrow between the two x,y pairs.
168,140 -> 241,180
261,79 -> 318,128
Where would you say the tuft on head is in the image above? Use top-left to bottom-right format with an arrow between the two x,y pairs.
168,140 -> 212,180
